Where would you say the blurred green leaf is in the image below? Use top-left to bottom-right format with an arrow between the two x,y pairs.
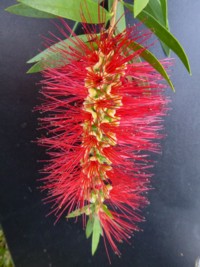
92,217 -> 102,255
19,0 -> 111,23
27,61 -> 44,74
27,34 -> 93,73
5,3 -> 57,18
108,0 -> 126,33
129,41 -> 174,91
0,227 -> 14,267
108,0 -> 113,11
134,0 -> 149,17
86,218 -> 94,239
102,205 -> 113,219
116,1 -> 126,33
67,205 -> 93,218
124,3 -> 191,74
28,34 -> 91,63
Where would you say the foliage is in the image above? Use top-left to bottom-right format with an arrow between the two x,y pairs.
0,227 -> 14,267
5,0 -> 191,91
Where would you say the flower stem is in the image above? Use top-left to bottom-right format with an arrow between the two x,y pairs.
109,0 -> 118,34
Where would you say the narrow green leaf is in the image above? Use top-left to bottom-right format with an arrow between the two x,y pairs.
137,10 -> 191,73
27,34 -> 89,63
146,0 -> 170,55
134,0 -> 149,17
86,218 -> 94,239
67,205 -> 92,218
161,41 -> 170,56
102,205 -> 113,219
145,0 -> 170,56
27,61 -> 44,73
19,0 -> 111,23
160,0 -> 170,55
5,3 -> 57,18
27,53 -> 64,73
92,217 -> 102,255
160,0 -> 170,54
108,0 -> 126,33
145,0 -> 163,24
115,1 -> 126,33
128,41 -> 174,91
160,0 -> 168,26
124,3 -> 191,74
108,0 -> 113,11
27,34 -> 93,73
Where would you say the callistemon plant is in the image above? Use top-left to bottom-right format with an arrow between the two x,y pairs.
6,0 -> 191,261
38,18 -> 170,259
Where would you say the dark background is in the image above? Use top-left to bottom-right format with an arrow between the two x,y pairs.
1,0 -> 200,266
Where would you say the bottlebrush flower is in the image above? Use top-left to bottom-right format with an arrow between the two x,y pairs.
37,19 -> 170,259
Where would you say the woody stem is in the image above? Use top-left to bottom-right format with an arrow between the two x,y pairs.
109,0 -> 118,34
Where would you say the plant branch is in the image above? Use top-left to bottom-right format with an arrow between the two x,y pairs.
109,0 -> 118,34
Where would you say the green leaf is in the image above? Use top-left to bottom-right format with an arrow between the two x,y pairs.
134,0 -> 149,17
115,1 -> 126,33
67,205 -> 93,218
124,3 -> 191,74
19,0 -> 111,23
160,41 -> 170,56
27,53 -> 65,73
28,34 -> 90,63
5,3 -> 57,18
159,0 -> 170,55
105,0 -> 126,33
27,61 -> 44,73
102,205 -> 113,219
108,0 -> 113,11
86,218 -> 94,239
137,10 -> 191,73
160,0 -> 168,26
27,34 -> 93,73
92,217 -> 102,255
145,0 -> 170,56
128,41 -> 174,91
145,0 -> 164,24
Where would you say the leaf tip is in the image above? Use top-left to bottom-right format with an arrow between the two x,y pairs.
26,65 -> 37,74
27,58 -> 35,64
26,69 -> 32,74
4,7 -> 13,13
168,81 -> 175,92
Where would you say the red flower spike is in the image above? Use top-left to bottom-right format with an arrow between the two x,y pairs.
37,20 -> 170,258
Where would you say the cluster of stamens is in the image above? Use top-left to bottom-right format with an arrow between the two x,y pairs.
80,47 -> 126,212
